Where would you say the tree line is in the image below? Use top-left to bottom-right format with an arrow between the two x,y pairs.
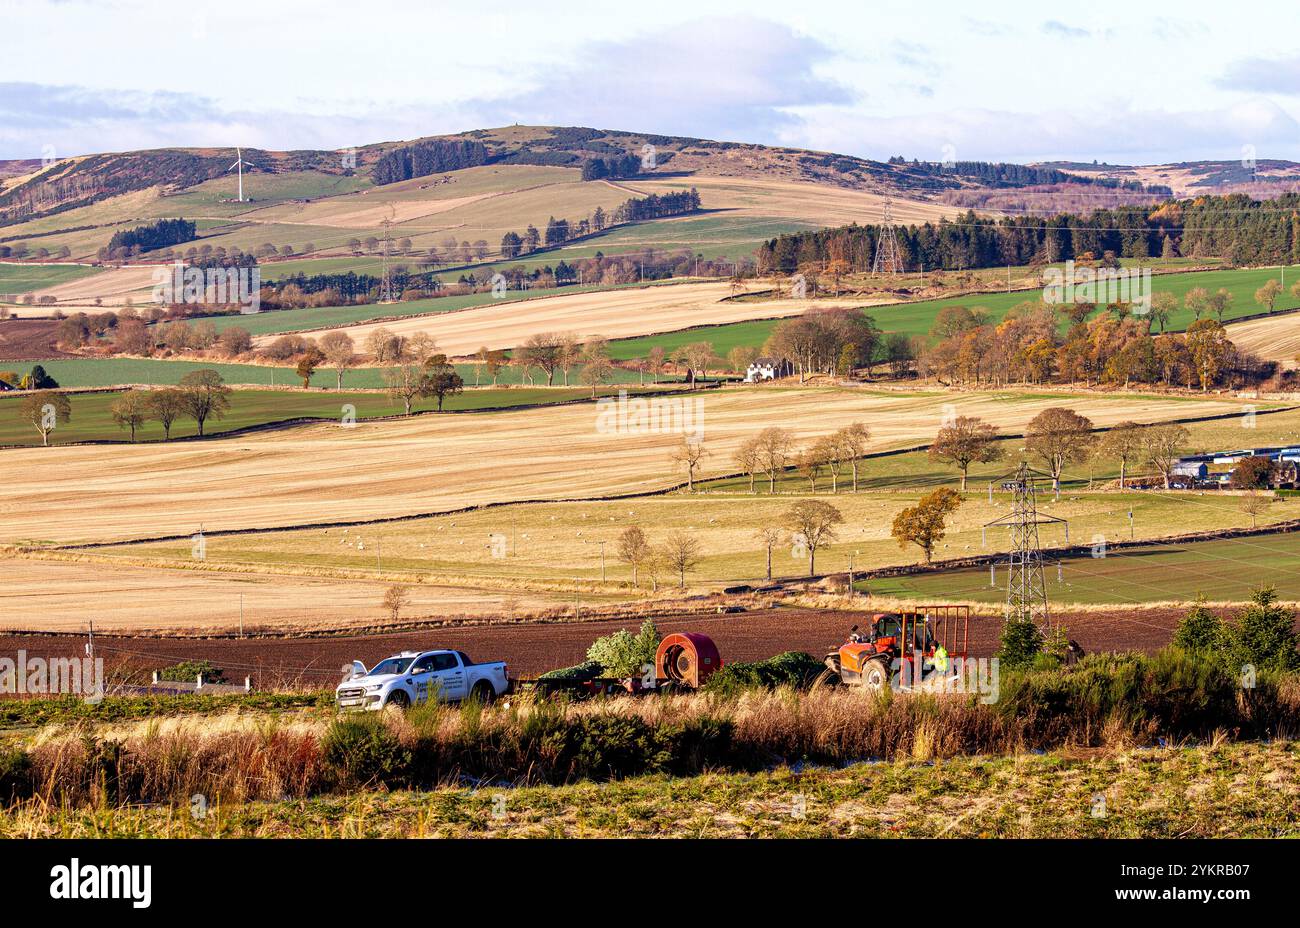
9,370 -> 234,446
499,190 -> 700,259
757,191 -> 1300,273
918,299 -> 1263,391
371,140 -> 490,186
888,156 -> 1169,193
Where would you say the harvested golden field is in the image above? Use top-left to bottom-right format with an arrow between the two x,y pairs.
272,280 -> 876,356
0,558 -> 570,633
0,386 -> 1249,546
30,264 -> 160,308
628,175 -> 958,227
238,165 -> 632,240
1225,312 -> 1300,369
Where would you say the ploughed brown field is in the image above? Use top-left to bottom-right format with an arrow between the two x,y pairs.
0,318 -> 71,360
0,387 -> 1249,547
0,605 -> 1190,686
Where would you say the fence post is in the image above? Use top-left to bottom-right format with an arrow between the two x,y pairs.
151,670 -> 159,684
244,676 -> 251,693
196,673 -> 203,691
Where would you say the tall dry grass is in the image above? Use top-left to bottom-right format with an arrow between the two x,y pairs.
6,650 -> 1299,810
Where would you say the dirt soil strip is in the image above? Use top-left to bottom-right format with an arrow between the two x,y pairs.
0,606 -> 1185,685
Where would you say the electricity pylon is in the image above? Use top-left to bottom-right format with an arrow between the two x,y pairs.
984,463 -> 1067,630
870,197 -> 904,277
379,204 -> 395,303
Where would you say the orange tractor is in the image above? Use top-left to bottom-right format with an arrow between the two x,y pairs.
820,605 -> 971,690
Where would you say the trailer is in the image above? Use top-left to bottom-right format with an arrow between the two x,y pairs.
516,632 -> 723,699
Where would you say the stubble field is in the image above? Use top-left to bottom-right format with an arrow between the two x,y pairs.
0,387 -> 1251,547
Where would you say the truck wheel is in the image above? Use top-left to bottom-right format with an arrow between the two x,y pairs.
469,680 -> 495,705
861,659 -> 890,691
386,690 -> 410,710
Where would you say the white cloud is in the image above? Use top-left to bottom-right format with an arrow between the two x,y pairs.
786,99 -> 1300,164
0,16 -> 852,157
1217,55 -> 1300,95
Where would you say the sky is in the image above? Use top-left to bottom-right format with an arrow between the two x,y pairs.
3,0 -> 1300,165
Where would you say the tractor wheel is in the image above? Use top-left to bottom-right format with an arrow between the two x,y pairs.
386,690 -> 410,710
860,659 -> 890,691
469,680 -> 495,705
809,668 -> 839,694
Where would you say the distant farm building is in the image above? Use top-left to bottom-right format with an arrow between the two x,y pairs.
1170,446 -> 1300,487
745,357 -> 794,382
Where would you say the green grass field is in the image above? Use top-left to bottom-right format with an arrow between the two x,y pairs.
870,530 -> 1300,605
0,383 -> 677,445
0,262 -> 102,295
11,355 -> 655,389
607,264 -> 1300,360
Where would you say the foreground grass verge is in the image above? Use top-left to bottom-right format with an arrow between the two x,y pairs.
4,738 -> 1296,837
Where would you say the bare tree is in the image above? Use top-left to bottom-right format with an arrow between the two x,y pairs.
682,341 -> 716,388
1241,492 -> 1270,529
796,445 -> 825,491
20,390 -> 71,446
365,327 -> 406,364
617,526 -> 651,588
109,390 -> 150,442
382,584 -> 410,623
318,331 -> 356,390
579,337 -> 613,396
732,437 -> 761,492
671,438 -> 707,491
178,369 -> 231,437
518,332 -> 566,385
754,426 -> 794,492
753,526 -> 782,581
782,499 -> 844,576
647,346 -> 666,383
834,422 -> 870,491
407,332 -> 440,367
384,363 -> 425,415
557,333 -> 582,386
147,388 -> 185,441
1097,421 -> 1147,489
1143,423 -> 1191,490
813,434 -> 843,492
660,531 -> 701,588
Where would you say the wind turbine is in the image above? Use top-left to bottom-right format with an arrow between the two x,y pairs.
228,148 -> 252,202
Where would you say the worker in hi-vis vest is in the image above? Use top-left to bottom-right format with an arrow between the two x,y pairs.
932,642 -> 949,675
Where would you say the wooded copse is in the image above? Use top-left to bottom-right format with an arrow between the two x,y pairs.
757,192 -> 1300,273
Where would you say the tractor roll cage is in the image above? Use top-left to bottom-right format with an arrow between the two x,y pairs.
895,605 -> 970,660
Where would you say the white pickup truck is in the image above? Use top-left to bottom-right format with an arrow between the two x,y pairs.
336,649 -> 509,710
